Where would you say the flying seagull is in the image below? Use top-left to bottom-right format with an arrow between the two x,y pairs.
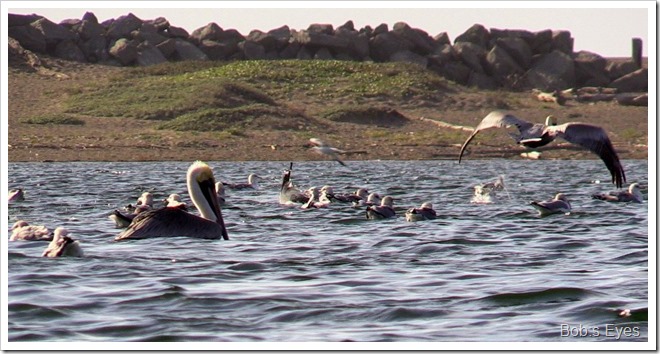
308,138 -> 347,166
458,111 -> 626,188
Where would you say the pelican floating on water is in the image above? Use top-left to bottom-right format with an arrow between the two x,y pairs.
42,227 -> 84,257
309,138 -> 347,166
458,111 -> 626,188
405,202 -> 437,222
8,188 -> 25,203
592,183 -> 643,203
223,174 -> 262,190
366,196 -> 396,219
115,161 -> 228,240
10,220 -> 52,241
530,193 -> 571,216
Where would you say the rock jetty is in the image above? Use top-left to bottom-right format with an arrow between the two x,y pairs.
8,12 -> 647,92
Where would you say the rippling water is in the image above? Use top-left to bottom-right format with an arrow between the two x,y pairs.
6,160 -> 649,344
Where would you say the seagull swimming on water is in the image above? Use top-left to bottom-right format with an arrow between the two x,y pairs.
10,220 -> 52,241
223,174 -> 262,190
530,193 -> 571,216
8,188 -> 25,203
366,196 -> 396,219
405,202 -> 437,222
279,163 -> 310,205
458,111 -> 626,188
115,161 -> 229,241
308,138 -> 347,166
592,183 -> 643,203
42,227 -> 84,257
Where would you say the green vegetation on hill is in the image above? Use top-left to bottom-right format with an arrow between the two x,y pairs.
63,60 -> 456,131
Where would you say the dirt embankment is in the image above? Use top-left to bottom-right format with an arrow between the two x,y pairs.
7,56 -> 648,163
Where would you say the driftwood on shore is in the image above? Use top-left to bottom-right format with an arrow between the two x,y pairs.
532,87 -> 648,106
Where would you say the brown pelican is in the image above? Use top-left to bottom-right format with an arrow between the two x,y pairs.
592,183 -> 643,203
366,196 -> 396,219
10,220 -> 52,241
8,188 -> 25,203
530,193 -> 571,216
42,227 -> 84,257
405,202 -> 437,222
223,174 -> 262,190
458,111 -> 626,188
115,161 -> 228,240
279,163 -> 310,205
308,138 -> 347,166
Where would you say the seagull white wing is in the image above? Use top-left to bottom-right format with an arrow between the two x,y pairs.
458,111 -> 535,163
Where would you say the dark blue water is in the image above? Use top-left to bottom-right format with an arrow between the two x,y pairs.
6,160 -> 649,344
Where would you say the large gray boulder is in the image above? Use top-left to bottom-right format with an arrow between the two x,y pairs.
198,39 -> 238,60
437,61 -> 471,85
32,18 -> 77,47
240,40 -> 267,60
529,29 -> 553,54
136,41 -> 168,66
453,41 -> 486,73
573,50 -> 610,87
551,30 -> 573,54
369,31 -> 414,62
8,25 -> 46,53
80,36 -> 108,62
109,38 -> 138,65
605,60 -> 639,80
525,50 -> 575,90
156,38 -> 177,58
454,23 -> 490,48
173,38 -> 208,61
54,39 -> 86,62
390,50 -> 428,67
132,23 -> 168,45
609,68 -> 647,92
166,25 -> 189,39
494,36 -> 532,69
485,44 -> 524,84
392,22 -> 434,54
334,28 -> 369,60
190,22 -> 224,43
427,43 -> 455,67
76,19 -> 105,40
8,13 -> 43,27
293,30 -> 350,51
106,13 -> 143,40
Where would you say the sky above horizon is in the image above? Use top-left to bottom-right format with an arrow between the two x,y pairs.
5,1 -> 652,57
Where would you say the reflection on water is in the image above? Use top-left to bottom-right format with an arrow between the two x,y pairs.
6,160 -> 649,344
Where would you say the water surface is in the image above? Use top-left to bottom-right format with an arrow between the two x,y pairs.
6,160 -> 649,344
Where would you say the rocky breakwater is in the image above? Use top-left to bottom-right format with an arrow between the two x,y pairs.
8,12 -> 647,93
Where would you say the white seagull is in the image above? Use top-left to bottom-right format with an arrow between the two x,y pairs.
10,220 -> 52,241
223,173 -> 262,190
366,196 -> 396,219
530,193 -> 572,216
458,111 -> 626,188
405,202 -> 437,222
42,227 -> 84,257
8,188 -> 25,203
592,183 -> 643,203
115,161 -> 228,240
309,138 -> 347,166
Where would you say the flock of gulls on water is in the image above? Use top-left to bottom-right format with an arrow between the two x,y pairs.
8,110 -> 644,258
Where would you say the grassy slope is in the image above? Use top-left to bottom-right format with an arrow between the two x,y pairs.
8,58 -> 648,162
